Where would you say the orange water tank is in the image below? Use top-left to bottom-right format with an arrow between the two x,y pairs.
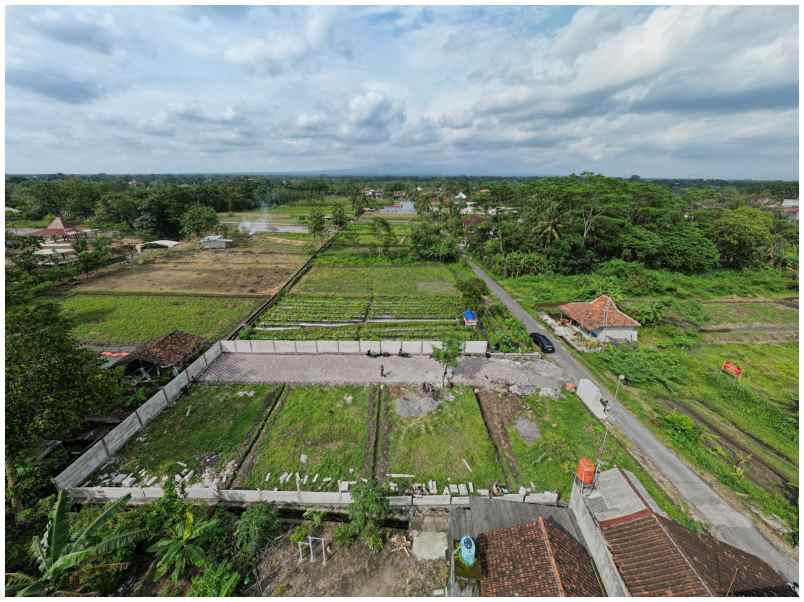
576,458 -> 596,485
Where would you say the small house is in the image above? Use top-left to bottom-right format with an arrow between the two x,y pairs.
31,216 -> 88,240
200,234 -> 233,249
138,240 -> 181,252
117,330 -> 206,378
782,199 -> 798,221
559,295 -> 639,342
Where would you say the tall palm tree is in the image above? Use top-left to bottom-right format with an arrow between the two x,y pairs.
6,492 -> 145,596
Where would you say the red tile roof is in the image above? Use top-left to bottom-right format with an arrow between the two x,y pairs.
559,295 -> 640,331
32,216 -> 83,238
598,470 -> 795,597
477,517 -> 604,597
123,330 -> 205,368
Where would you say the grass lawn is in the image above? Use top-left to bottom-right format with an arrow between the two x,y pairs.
246,385 -> 371,490
297,265 -> 461,297
61,294 -> 258,344
702,301 -> 798,325
507,391 -> 697,529
384,386 -> 504,489
113,384 -> 276,486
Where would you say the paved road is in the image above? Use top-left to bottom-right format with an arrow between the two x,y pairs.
467,259 -> 798,582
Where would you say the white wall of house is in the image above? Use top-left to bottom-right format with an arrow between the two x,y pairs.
594,327 -> 638,342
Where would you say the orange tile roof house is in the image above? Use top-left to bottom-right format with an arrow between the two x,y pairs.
559,295 -> 640,343
478,518 -> 604,596
570,467 -> 796,597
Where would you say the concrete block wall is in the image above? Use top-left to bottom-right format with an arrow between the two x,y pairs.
568,479 -> 628,596
577,378 -> 606,419
54,342 -> 223,491
219,339 -> 488,355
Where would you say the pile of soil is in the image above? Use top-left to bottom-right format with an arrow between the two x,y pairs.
394,392 -> 441,418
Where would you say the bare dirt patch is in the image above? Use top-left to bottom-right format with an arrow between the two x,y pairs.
475,390 -> 524,486
255,524 -> 447,596
76,250 -> 305,296
394,391 -> 441,418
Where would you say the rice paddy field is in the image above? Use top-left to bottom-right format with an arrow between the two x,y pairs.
245,385 -> 372,490
60,294 -> 259,345
217,197 -> 351,225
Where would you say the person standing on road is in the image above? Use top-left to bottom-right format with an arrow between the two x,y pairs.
380,364 -> 385,377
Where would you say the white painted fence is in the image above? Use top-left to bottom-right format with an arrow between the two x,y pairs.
223,339 -> 488,355
53,342 -> 224,490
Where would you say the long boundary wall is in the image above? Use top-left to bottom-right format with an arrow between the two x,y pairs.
222,339 -> 488,355
66,484 -> 558,510
53,342 -> 224,490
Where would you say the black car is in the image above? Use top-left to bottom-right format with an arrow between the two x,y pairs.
529,332 -> 555,353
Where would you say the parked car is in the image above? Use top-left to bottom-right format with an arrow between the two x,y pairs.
529,332 -> 555,353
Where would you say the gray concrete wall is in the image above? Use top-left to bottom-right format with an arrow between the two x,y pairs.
569,479 -> 629,596
218,339 -> 488,355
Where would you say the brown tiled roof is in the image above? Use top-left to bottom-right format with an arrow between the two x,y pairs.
477,518 -> 603,597
124,330 -> 205,368
559,295 -> 640,331
600,501 -> 795,596
32,216 -> 82,238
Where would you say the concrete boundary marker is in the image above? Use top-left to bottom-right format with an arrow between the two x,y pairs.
214,339 -> 488,355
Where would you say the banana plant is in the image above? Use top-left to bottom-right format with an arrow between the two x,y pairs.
6,491 -> 145,596
147,511 -> 218,584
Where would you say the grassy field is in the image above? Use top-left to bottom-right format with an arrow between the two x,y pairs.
217,197 -> 351,224
107,384 -> 277,486
246,385 -> 371,490
507,391 -> 697,529
61,294 -> 258,344
383,386 -> 505,489
498,264 -> 799,540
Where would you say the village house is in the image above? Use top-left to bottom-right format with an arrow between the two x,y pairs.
781,198 -> 798,221
31,216 -> 94,241
200,234 -> 233,249
115,330 -> 206,378
559,295 -> 640,343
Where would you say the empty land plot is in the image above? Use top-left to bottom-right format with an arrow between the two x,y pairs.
381,385 -> 504,490
93,384 -> 278,488
61,294 -> 258,345
242,232 -> 321,254
246,385 -> 371,490
701,300 -> 798,327
76,249 -> 305,296
505,391 -> 696,528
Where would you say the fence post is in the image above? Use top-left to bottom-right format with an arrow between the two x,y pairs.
134,410 -> 144,428
101,438 -> 111,459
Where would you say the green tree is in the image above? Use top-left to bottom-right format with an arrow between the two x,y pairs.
433,334 -> 462,387
456,277 -> 488,311
332,204 -> 348,228
147,511 -> 218,584
180,204 -> 218,239
6,492 -> 145,596
6,302 -> 121,515
307,208 -> 326,239
334,481 -> 389,552
709,207 -> 772,268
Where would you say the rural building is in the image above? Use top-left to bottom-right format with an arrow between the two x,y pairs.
138,240 -> 181,252
31,216 -> 92,240
381,200 -> 415,214
117,330 -> 205,377
200,234 -> 233,249
33,241 -> 78,265
463,310 -> 478,326
782,198 -> 798,220
559,295 -> 640,342
571,467 -> 795,596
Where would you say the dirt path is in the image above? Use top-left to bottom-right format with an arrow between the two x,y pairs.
474,390 -> 521,488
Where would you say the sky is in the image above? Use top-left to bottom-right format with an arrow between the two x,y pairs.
5,5 -> 800,179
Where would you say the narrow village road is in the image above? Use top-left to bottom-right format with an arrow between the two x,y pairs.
467,259 -> 798,582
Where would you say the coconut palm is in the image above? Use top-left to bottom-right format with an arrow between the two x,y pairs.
6,491 -> 144,596
148,511 -> 218,584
